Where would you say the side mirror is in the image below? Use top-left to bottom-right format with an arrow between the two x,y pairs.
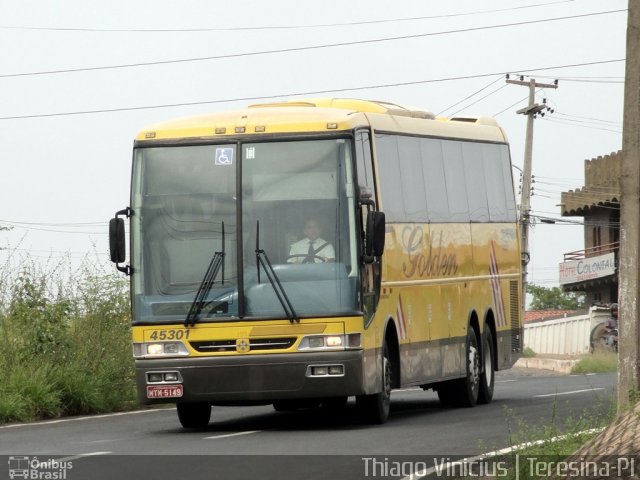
371,211 -> 385,257
365,211 -> 385,261
109,217 -> 126,263
109,207 -> 132,275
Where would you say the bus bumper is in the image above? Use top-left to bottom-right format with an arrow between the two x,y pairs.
135,350 -> 366,405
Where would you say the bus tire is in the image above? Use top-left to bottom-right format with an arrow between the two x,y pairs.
437,328 -> 480,408
177,402 -> 211,429
459,328 -> 481,407
356,340 -> 392,424
478,327 -> 495,404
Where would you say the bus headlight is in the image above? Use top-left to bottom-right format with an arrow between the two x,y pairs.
298,333 -> 361,351
133,341 -> 190,358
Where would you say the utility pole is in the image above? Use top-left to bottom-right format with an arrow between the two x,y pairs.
618,0 -> 640,410
506,76 -> 558,302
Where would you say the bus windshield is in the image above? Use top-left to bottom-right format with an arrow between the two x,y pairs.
131,138 -> 359,324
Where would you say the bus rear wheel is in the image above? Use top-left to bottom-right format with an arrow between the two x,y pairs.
177,402 -> 211,428
437,329 -> 480,408
478,328 -> 495,404
357,340 -> 392,424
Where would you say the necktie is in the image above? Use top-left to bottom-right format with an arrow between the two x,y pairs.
305,240 -> 315,263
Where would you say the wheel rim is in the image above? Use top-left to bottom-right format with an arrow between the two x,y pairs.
469,342 -> 480,393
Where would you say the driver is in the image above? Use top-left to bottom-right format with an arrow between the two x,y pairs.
288,219 -> 335,263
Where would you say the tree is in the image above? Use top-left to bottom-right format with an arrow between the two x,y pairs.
526,284 -> 586,310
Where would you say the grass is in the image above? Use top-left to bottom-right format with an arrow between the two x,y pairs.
0,253 -> 137,424
571,352 -> 618,374
484,352 -> 618,478
488,398 -> 617,480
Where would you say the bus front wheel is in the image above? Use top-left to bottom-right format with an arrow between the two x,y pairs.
177,402 -> 211,429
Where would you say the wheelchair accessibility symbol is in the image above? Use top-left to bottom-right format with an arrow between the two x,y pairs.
215,148 -> 234,166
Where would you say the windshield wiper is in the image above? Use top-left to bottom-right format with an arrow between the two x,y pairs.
255,221 -> 299,323
185,222 -> 226,327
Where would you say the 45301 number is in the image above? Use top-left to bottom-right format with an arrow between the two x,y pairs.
148,329 -> 191,341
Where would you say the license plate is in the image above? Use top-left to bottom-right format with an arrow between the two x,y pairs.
147,385 -> 183,399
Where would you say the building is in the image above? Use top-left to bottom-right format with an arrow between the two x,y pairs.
559,151 -> 620,306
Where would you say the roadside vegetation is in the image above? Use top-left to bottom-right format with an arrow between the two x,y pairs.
489,399 -> 616,480
571,352 -> 618,374
0,254 -> 136,424
485,350 -> 627,480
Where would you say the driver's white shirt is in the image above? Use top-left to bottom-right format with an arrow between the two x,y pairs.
288,237 -> 335,263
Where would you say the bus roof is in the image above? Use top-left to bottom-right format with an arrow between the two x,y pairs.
136,98 -> 508,143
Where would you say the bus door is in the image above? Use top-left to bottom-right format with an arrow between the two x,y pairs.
355,130 -> 382,324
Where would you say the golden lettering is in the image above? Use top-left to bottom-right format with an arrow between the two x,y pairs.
401,227 -> 458,278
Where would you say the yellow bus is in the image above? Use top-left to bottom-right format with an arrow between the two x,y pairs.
109,98 -> 523,428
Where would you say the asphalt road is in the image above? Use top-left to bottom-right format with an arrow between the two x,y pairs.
0,368 -> 616,480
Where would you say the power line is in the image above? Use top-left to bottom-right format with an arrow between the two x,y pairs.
449,84 -> 509,117
533,75 -> 624,83
494,94 -> 532,117
535,174 -> 586,182
0,1 -> 578,32
534,180 -> 621,192
437,76 -> 504,115
0,59 -> 625,121
555,111 -> 622,126
4,226 -> 106,234
537,191 -> 619,206
535,190 -> 621,204
553,78 -> 623,84
0,219 -> 112,235
0,219 -> 107,226
529,180 -> 621,193
3,247 -> 103,258
533,186 -> 622,200
0,10 -> 626,79
542,116 -> 623,133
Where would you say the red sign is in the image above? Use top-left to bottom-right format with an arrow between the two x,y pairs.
147,385 -> 184,399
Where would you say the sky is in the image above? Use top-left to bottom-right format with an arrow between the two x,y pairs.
0,0 -> 627,288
